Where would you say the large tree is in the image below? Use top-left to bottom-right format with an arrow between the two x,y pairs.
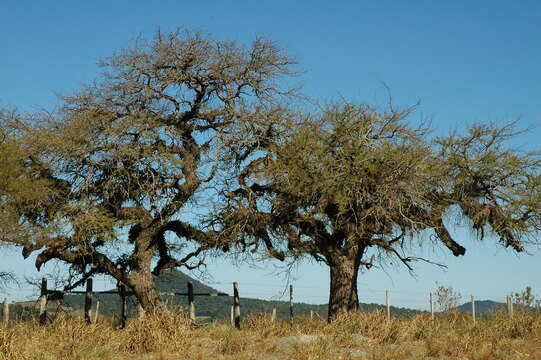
217,102 -> 541,321
0,31 -> 295,311
0,108 -> 38,289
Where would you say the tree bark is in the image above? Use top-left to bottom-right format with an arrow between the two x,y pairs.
122,227 -> 164,313
327,255 -> 361,322
129,270 -> 162,313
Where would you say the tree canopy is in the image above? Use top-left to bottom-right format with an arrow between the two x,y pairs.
0,30 -> 296,310
217,102 -> 541,320
1,30 -> 540,321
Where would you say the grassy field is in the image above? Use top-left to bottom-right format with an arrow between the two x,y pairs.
1,309 -> 540,359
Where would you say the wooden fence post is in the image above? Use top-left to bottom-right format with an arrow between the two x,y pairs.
509,295 -> 514,317
310,310 -> 313,320
39,277 -> 48,325
119,284 -> 127,329
386,290 -> 391,320
271,308 -> 276,323
84,278 -> 93,324
230,306 -> 234,327
93,300 -> 100,324
429,292 -> 434,321
289,284 -> 293,325
2,297 -> 8,327
233,282 -> 240,329
164,296 -> 170,310
187,281 -> 195,321
137,302 -> 145,319
471,295 -> 476,325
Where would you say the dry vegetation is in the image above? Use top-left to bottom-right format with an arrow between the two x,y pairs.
1,309 -> 540,360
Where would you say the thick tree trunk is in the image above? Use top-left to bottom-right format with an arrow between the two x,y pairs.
125,228 -> 164,313
129,270 -> 162,313
327,255 -> 361,322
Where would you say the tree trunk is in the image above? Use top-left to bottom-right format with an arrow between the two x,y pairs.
129,270 -> 162,314
327,255 -> 361,322
126,228 -> 163,313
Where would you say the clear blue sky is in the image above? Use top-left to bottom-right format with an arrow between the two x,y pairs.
1,0 -> 540,309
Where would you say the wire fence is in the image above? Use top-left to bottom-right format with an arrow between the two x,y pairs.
0,279 -> 522,305
0,274 -> 528,331
1,273 -> 521,307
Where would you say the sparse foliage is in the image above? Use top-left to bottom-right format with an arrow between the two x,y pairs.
217,101 -> 541,321
434,283 -> 462,313
513,286 -> 541,309
0,30 -> 296,311
0,271 -> 16,289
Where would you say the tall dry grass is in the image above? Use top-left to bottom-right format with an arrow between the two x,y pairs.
1,308 -> 540,359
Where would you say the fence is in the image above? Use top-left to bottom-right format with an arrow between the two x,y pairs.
35,278 -> 240,328
1,277 -> 304,330
0,279 -> 525,330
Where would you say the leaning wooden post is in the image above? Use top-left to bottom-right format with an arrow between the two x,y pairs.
429,292 -> 434,321
2,297 -> 8,327
119,284 -> 127,329
187,281 -> 195,321
289,284 -> 294,325
84,278 -> 93,324
137,301 -> 145,319
93,300 -> 100,324
471,295 -> 476,325
386,290 -> 391,320
233,282 -> 241,329
39,277 -> 48,325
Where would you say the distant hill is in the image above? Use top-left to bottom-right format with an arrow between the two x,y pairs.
12,269 -> 424,321
457,300 -> 506,315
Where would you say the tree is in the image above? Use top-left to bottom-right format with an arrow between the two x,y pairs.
0,110 -> 32,290
0,108 -> 48,243
512,286 -> 540,309
217,102 -> 541,321
433,283 -> 462,313
0,30 -> 295,312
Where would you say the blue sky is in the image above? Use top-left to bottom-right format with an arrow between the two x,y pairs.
1,0 -> 540,309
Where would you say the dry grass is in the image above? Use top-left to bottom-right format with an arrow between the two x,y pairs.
1,309 -> 540,359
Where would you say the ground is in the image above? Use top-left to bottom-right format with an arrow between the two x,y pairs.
1,310 -> 540,359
